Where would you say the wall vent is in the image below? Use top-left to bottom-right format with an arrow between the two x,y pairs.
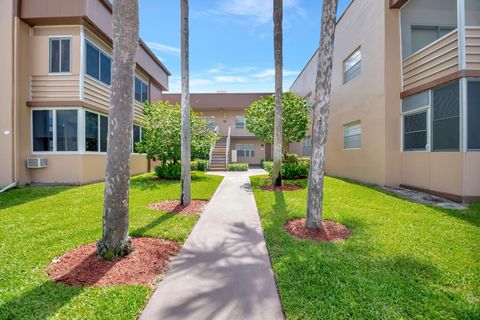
26,157 -> 47,169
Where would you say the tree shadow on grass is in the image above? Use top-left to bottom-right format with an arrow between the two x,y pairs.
130,212 -> 176,237
0,249 -> 118,320
0,186 -> 71,211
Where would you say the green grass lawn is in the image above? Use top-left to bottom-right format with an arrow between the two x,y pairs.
250,176 -> 480,319
0,172 -> 223,320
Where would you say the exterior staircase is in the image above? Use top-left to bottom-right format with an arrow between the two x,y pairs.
209,136 -> 228,171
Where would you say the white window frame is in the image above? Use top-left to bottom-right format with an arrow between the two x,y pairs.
343,121 -> 362,150
402,107 -> 431,152
134,76 -> 149,103
343,47 -> 361,84
235,116 -> 246,129
49,36 -> 72,74
236,143 -> 255,158
84,109 -> 109,154
85,39 -> 112,87
31,107 -> 82,154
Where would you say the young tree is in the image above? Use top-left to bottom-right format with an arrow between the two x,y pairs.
180,0 -> 191,205
272,0 -> 283,187
97,0 -> 139,259
138,101 -> 217,165
245,92 -> 309,153
305,0 -> 338,229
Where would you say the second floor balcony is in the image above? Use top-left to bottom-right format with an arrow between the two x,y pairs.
400,0 -> 480,94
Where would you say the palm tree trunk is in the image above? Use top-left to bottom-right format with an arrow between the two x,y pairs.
272,0 -> 283,187
180,0 -> 191,205
97,0 -> 139,259
305,0 -> 338,229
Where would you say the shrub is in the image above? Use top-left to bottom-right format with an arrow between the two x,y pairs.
191,159 -> 208,171
262,154 -> 310,179
228,163 -> 249,171
154,162 -> 181,180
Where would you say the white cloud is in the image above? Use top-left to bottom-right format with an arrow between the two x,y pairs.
219,0 -> 302,24
145,41 -> 180,54
253,69 -> 299,78
214,76 -> 249,83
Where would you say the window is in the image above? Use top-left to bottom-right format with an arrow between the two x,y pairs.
402,91 -> 429,151
135,77 -> 149,103
86,41 -> 111,85
132,125 -> 142,153
32,109 -> 78,152
204,116 -> 216,131
85,111 -> 108,152
411,26 -> 455,54
468,81 -> 480,150
49,38 -> 71,73
404,112 -> 428,151
303,136 -> 312,156
235,116 -> 246,129
343,122 -> 361,149
32,110 -> 53,151
432,82 -> 459,151
236,144 -> 255,158
343,47 -> 361,83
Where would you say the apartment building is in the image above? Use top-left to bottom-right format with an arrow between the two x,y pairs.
0,0 -> 170,188
163,93 -> 272,168
290,0 -> 480,202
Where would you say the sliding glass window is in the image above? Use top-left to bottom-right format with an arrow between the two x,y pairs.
32,109 -> 78,152
85,111 -> 108,152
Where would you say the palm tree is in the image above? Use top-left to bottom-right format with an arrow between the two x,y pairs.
272,0 -> 283,187
305,0 -> 338,229
180,0 -> 191,205
97,0 -> 139,259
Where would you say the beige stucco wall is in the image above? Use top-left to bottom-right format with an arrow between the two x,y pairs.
231,138 -> 265,165
0,0 -> 15,188
29,154 -> 149,185
463,152 -> 480,196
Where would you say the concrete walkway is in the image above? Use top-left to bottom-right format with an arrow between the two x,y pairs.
139,169 -> 284,320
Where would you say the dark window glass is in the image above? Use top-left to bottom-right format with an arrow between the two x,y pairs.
237,149 -> 245,157
411,26 -> 455,54
432,82 -> 460,151
135,78 -> 142,102
85,111 -> 99,152
100,115 -> 108,152
133,125 -> 141,153
86,42 -> 99,79
468,81 -> 480,150
142,82 -> 149,102
50,39 -> 60,73
60,39 -> 70,72
56,110 -> 78,151
32,110 -> 53,151
404,111 -> 427,151
100,53 -> 111,85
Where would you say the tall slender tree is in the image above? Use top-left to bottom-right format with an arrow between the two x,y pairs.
305,0 -> 338,229
180,0 -> 191,205
272,0 -> 283,187
97,0 -> 139,260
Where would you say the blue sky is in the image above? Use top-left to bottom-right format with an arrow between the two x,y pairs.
138,0 -> 352,93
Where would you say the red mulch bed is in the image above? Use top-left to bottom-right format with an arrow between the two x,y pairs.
283,218 -> 351,242
261,184 -> 304,191
148,200 -> 208,215
47,237 -> 180,287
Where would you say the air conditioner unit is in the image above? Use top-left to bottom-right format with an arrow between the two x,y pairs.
26,157 -> 47,169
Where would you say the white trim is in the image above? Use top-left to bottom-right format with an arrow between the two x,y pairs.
457,0 -> 466,70
80,26 -> 85,100
460,77 -> 468,152
48,36 -> 73,74
134,76 -> 149,103
84,39 -> 112,87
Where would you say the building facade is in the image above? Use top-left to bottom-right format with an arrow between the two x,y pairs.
0,0 -> 170,188
162,93 -> 273,166
290,0 -> 480,202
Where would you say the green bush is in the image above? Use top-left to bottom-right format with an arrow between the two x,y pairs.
154,162 -> 181,180
262,154 -> 310,179
228,163 -> 249,171
191,159 -> 208,171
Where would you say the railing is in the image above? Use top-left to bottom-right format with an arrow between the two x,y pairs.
402,30 -> 459,91
225,126 -> 231,168
208,126 -> 219,169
